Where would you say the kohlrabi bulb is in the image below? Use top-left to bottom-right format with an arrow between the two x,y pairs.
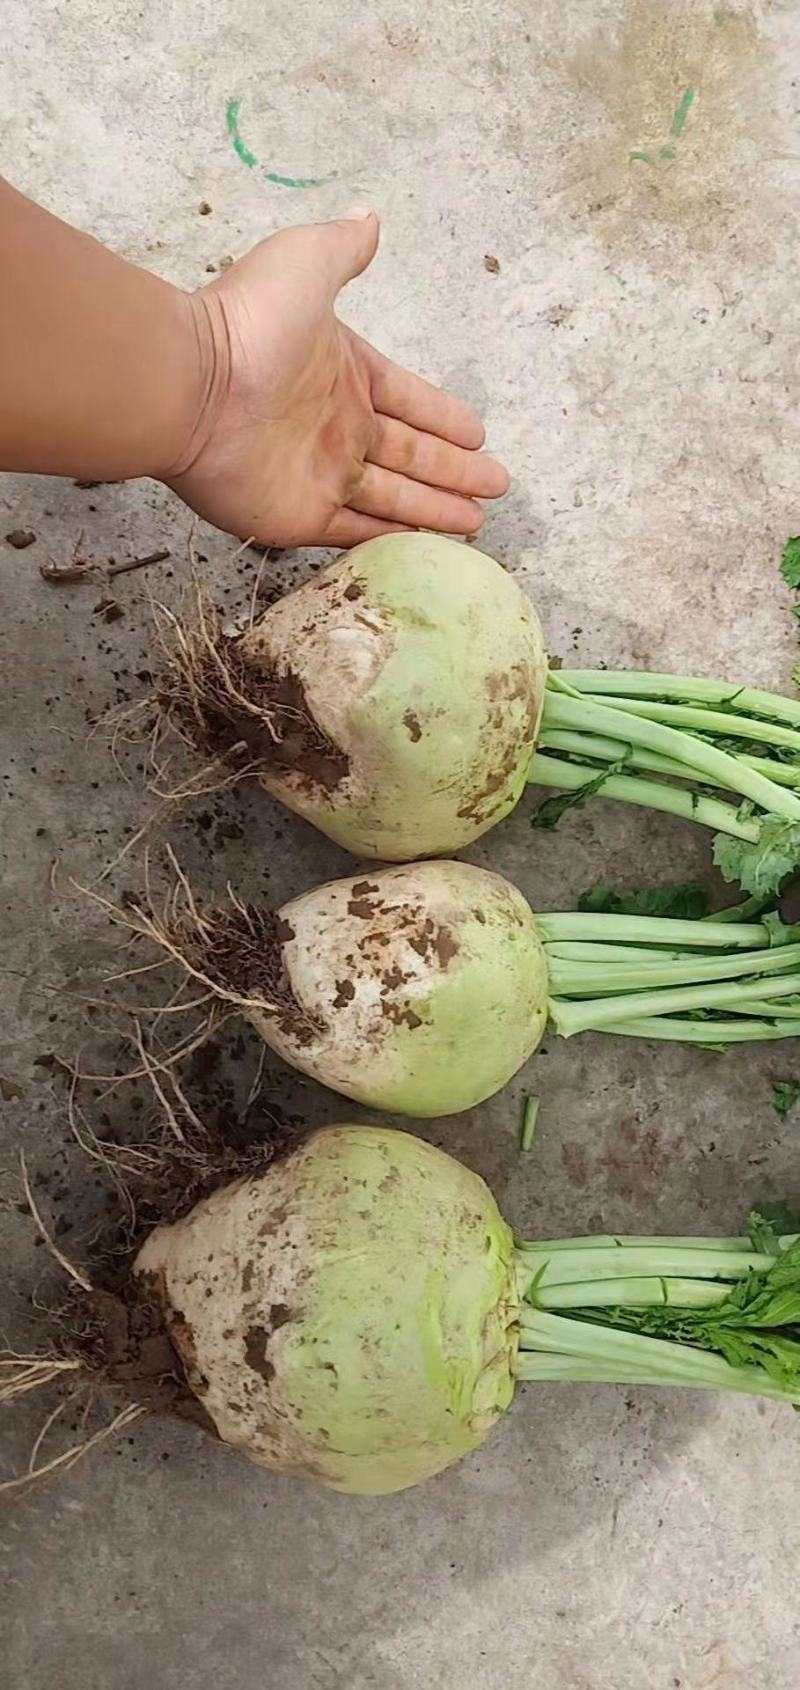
214,533 -> 548,860
217,860 -> 549,1116
134,1125 -> 519,1494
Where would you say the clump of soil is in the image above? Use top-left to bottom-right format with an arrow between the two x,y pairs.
63,1280 -> 216,1432
14,1098 -> 302,1451
162,901 -> 319,1049
157,602 -> 350,797
110,1102 -> 299,1244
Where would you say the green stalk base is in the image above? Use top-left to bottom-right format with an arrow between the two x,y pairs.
511,1228 -> 800,1407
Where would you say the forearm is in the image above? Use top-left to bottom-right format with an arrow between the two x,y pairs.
0,177 -> 219,481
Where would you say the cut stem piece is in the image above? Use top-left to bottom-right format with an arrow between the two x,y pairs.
549,970 -> 800,1038
536,913 -> 771,948
581,694 -> 800,755
562,670 -> 800,730
541,689 -> 800,822
529,752 -> 759,840
547,942 -> 800,997
519,1095 -> 539,1152
516,1309 -> 800,1403
537,1276 -> 733,1310
538,727 -> 800,791
586,1014 -> 800,1042
515,1243 -> 771,1289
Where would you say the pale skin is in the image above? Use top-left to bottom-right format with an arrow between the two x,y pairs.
0,181 -> 509,548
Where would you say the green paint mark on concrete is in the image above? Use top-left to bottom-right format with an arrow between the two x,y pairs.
226,98 -> 257,167
631,85 -> 695,172
670,88 -> 695,138
225,97 -> 337,189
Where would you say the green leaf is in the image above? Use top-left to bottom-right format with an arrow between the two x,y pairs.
771,1082 -> 800,1119
749,1202 -> 800,1251
532,756 -> 630,831
780,536 -> 800,591
713,816 -> 800,895
711,1329 -> 800,1390
748,1211 -> 779,1255
762,912 -> 800,948
679,1008 -> 731,1051
708,733 -> 800,765
710,891 -> 780,924
572,1235 -> 800,1393
578,880 -> 710,919
717,1237 -> 800,1307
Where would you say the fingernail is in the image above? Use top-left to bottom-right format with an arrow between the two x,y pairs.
338,204 -> 375,220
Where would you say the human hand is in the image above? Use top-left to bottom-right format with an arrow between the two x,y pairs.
168,209 -> 509,548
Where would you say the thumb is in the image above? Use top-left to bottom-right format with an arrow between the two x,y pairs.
316,207 -> 380,293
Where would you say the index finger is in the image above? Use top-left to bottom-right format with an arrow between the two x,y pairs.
351,332 -> 486,449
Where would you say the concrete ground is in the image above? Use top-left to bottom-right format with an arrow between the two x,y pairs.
2,1 -> 800,1685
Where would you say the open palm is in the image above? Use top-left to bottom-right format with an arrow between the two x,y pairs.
170,211 -> 509,548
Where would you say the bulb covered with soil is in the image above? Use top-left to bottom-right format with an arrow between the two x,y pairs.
168,533 -> 547,861
178,860 -> 549,1117
134,1124 -> 519,1494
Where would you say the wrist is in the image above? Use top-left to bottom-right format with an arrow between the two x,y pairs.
160,286 -> 232,482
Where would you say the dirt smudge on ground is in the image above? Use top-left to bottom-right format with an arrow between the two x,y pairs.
561,1139 -> 589,1189
552,0 -> 767,259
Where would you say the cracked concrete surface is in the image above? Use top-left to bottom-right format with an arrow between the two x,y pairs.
2,2 -> 800,1686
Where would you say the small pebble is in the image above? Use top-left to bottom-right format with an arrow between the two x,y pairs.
5,529 -> 36,549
